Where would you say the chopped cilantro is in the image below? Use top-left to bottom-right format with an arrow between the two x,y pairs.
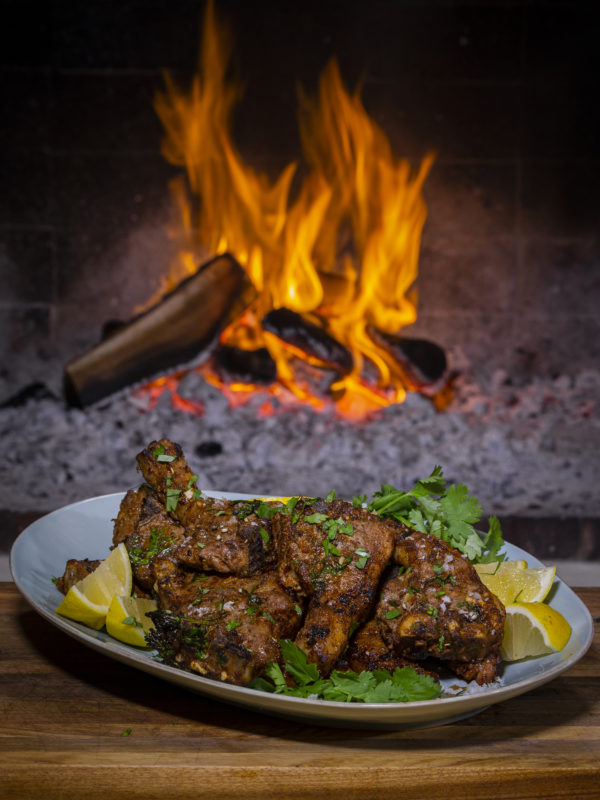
322,517 -> 354,538
165,487 -> 182,512
256,502 -> 279,519
259,527 -> 270,544
352,493 -> 367,508
284,497 -> 300,513
128,527 -> 173,568
122,616 -> 142,628
152,444 -> 176,462
304,512 -> 329,525
354,548 -> 370,569
250,640 -> 441,703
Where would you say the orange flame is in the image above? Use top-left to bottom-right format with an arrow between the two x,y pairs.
144,0 -> 434,420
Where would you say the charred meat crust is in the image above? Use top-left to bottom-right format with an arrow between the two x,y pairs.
149,561 -> 302,685
376,530 -> 506,683
275,497 -> 396,675
335,619 -> 439,681
136,439 -> 278,576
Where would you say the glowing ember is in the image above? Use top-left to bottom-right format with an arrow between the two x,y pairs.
140,0 -> 435,419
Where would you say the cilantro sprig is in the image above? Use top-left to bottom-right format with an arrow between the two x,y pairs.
368,466 -> 505,563
250,640 -> 441,703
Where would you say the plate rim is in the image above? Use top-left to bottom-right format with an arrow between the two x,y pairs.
9,491 -> 595,728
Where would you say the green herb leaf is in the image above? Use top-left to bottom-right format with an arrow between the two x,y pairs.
122,615 -> 143,628
256,502 -> 279,519
165,488 -> 182,513
279,639 -> 321,685
368,467 -> 505,564
285,497 -> 300,512
304,512 -> 329,525
478,515 -> 505,563
252,641 -> 442,704
354,548 -> 370,569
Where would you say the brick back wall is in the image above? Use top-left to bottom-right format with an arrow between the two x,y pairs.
1,0 -> 599,402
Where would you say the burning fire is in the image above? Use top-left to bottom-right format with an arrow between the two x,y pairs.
142,0 -> 435,420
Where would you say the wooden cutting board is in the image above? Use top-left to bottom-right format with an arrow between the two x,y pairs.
1,583 -> 598,800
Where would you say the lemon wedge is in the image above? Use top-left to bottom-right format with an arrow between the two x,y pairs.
252,496 -> 292,502
56,543 -> 132,628
106,595 -> 157,647
55,585 -> 109,630
474,560 -> 556,605
501,602 -> 572,661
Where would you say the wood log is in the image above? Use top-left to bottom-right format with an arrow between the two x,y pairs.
261,307 -> 353,373
215,344 -> 277,385
64,254 -> 255,407
368,327 -> 448,393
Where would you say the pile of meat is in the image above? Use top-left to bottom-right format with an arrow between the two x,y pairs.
57,438 -> 506,688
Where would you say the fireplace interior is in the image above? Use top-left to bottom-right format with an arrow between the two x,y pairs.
1,0 -> 599,580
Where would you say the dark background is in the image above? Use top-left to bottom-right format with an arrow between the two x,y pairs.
1,0 -> 599,401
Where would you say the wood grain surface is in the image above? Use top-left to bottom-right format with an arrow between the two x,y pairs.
1,582 -> 598,800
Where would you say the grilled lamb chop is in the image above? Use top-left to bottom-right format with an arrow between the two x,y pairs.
112,485 -> 154,546
149,558 -> 302,685
275,497 -> 395,675
334,619 -> 438,679
136,439 -> 279,576
116,489 -> 187,592
376,528 -> 506,684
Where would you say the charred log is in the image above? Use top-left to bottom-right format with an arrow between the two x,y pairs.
368,328 -> 448,392
262,307 -> 353,373
64,254 -> 256,407
214,344 -> 277,385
